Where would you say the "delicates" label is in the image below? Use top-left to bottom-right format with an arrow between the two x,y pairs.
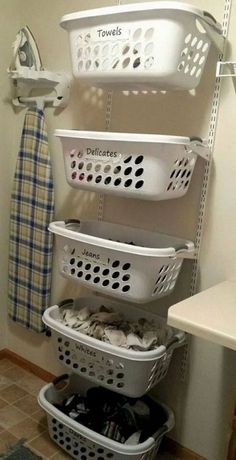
86,147 -> 118,159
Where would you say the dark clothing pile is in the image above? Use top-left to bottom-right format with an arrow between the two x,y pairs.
54,386 -> 167,445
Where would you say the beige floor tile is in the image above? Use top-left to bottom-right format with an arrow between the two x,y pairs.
0,405 -> 28,430
13,393 -> 41,415
28,431 -> 60,457
51,449 -> 73,459
0,375 -> 13,391
9,416 -> 46,442
31,408 -> 48,427
0,359 -> 15,373
1,365 -> 29,383
0,384 -> 28,404
0,431 -> 18,453
18,373 -> 46,396
0,397 -> 9,409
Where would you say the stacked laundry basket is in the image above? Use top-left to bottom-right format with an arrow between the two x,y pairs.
38,2 -> 223,459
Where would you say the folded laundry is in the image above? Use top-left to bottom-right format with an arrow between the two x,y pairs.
59,304 -> 172,351
54,386 -> 166,445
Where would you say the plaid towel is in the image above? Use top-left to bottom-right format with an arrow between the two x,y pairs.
8,107 -> 54,332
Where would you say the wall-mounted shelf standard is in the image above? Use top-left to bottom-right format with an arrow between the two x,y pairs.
168,280 -> 236,351
60,1 -> 224,91
8,68 -> 71,109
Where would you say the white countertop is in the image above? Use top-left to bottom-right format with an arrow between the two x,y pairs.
168,280 -> 236,351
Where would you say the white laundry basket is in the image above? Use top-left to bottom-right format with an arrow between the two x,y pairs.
49,220 -> 195,303
60,1 -> 223,90
43,297 -> 185,397
55,130 -> 209,201
38,373 -> 175,460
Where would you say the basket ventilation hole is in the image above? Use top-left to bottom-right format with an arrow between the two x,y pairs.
135,180 -> 144,189
133,28 -> 142,40
114,178 -> 122,186
135,155 -> 144,165
114,165 -> 121,174
95,175 -> 102,183
124,179 -> 132,188
122,45 -> 130,55
185,33 -> 192,44
145,28 -> 154,40
145,42 -> 154,55
112,260 -> 120,268
124,155 -> 132,164
133,57 -> 141,68
122,57 -> 130,68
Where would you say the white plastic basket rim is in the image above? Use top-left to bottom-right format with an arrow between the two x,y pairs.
55,129 -> 203,148
38,380 -> 174,454
55,130 -> 209,160
60,1 -> 222,36
49,220 -> 195,259
43,297 -> 185,361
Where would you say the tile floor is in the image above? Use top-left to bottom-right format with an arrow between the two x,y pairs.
0,357 -> 180,460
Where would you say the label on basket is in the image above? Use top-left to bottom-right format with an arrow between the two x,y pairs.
85,147 -> 122,163
80,248 -> 110,266
91,25 -> 130,41
75,343 -> 97,358
65,427 -> 89,444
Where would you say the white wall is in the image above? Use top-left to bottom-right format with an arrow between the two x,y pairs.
1,1 -> 236,459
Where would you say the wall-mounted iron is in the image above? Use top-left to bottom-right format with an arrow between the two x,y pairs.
8,26 -> 71,109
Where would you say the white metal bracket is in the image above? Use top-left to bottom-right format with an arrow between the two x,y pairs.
216,61 -> 236,77
190,139 -> 211,161
216,61 -> 236,91
8,68 -> 71,109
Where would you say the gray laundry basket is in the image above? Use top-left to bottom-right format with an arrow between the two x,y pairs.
43,296 -> 185,397
38,373 -> 175,460
60,2 -> 223,90
49,219 -> 195,303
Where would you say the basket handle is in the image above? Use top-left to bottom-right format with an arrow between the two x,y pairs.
152,424 -> 170,440
175,243 -> 196,259
202,10 -> 222,33
52,374 -> 70,390
198,11 -> 224,52
65,219 -> 80,226
166,333 -> 185,351
203,11 -> 217,24
175,244 -> 189,253
58,298 -> 74,309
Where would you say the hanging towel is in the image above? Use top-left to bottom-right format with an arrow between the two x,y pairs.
8,107 -> 54,332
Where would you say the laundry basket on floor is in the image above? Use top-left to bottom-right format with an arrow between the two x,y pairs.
49,219 -> 195,303
60,1 -> 223,90
38,373 -> 175,460
55,130 -> 209,201
43,296 -> 185,397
